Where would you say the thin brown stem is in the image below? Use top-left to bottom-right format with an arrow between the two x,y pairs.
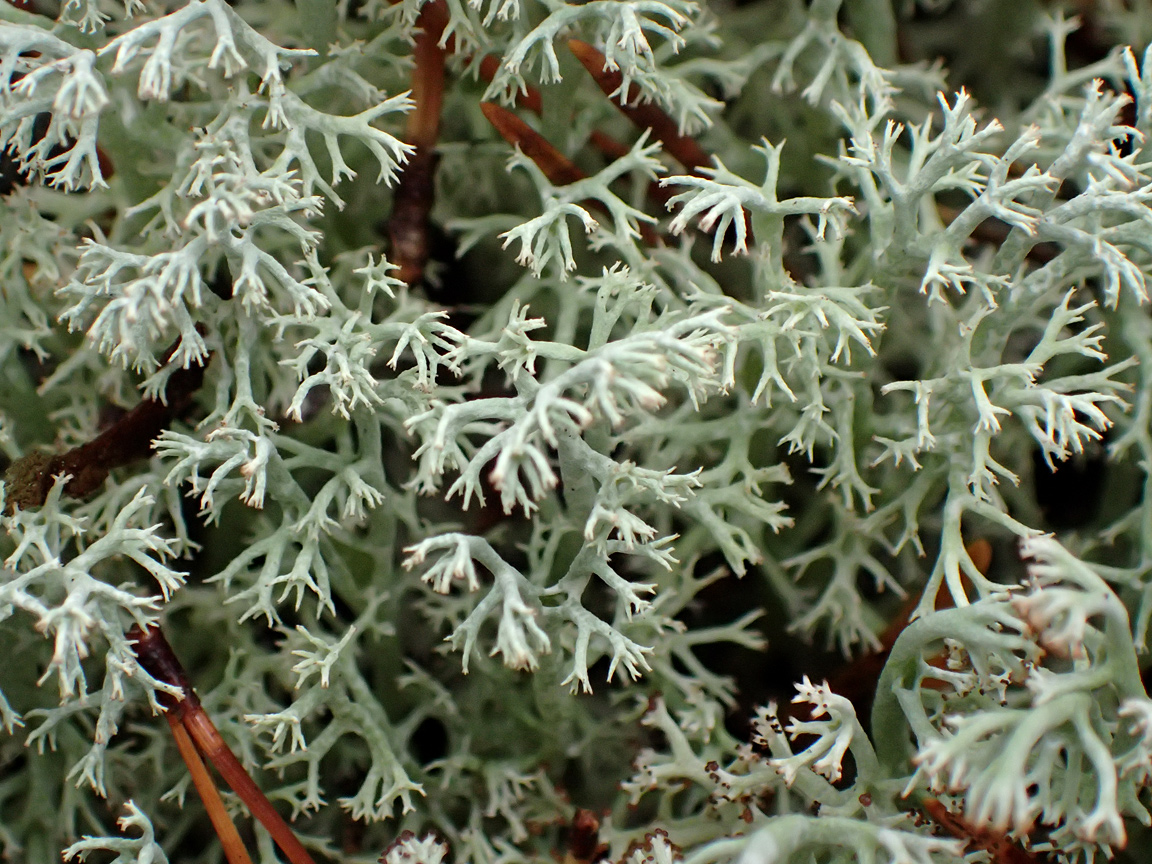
132,626 -> 318,864
180,710 -> 318,864
481,101 -> 585,186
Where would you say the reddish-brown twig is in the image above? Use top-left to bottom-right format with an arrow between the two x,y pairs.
131,625 -> 318,864
480,101 -> 585,186
388,0 -> 449,285
384,2 -> 545,285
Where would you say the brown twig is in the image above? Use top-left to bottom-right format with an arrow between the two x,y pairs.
130,625 -> 318,864
388,0 -> 449,285
385,1 -> 545,285
481,101 -> 586,186
3,337 -> 208,512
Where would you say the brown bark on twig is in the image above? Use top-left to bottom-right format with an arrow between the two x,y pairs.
388,0 -> 450,285
4,339 -> 208,512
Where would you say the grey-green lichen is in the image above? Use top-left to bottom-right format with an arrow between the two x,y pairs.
3,1 -> 1152,863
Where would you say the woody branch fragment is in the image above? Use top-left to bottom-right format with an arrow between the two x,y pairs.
3,337 -> 208,512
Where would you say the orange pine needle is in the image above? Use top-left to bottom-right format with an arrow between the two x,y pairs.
481,102 -> 585,186
131,626 -> 318,864
180,709 -> 318,864
567,39 -> 710,173
477,55 -> 543,115
167,714 -> 254,864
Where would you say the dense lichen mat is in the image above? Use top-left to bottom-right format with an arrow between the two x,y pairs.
3,1 -> 1152,863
